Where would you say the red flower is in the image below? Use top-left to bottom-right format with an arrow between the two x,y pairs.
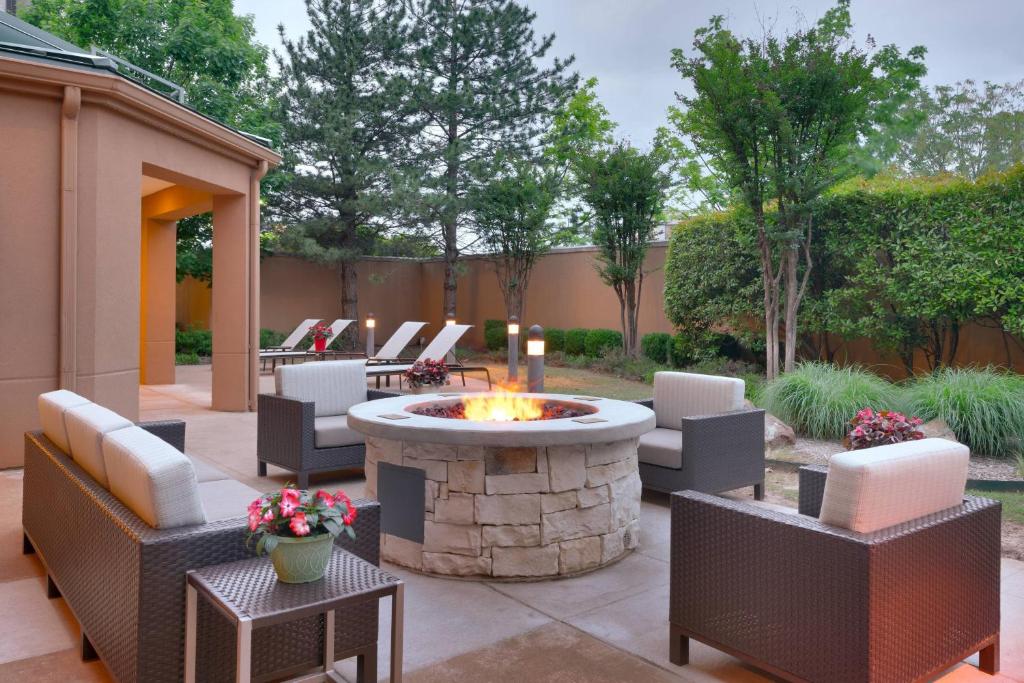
289,511 -> 310,536
248,511 -> 260,532
316,490 -> 335,508
279,497 -> 298,518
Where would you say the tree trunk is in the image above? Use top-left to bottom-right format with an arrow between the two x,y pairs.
756,215 -> 780,380
783,247 -> 799,373
339,262 -> 359,350
442,234 -> 457,319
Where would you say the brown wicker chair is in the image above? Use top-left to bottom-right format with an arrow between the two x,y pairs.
669,489 -> 1001,682
23,422 -> 382,683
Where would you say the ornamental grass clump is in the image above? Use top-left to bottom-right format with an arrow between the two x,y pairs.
760,362 -> 900,440
902,366 -> 1024,457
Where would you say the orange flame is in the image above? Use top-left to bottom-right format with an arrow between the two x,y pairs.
462,383 -> 542,422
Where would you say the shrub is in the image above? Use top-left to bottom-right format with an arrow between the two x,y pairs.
175,326 -> 212,356
544,327 -> 565,353
175,351 -> 200,365
760,362 -> 900,440
682,357 -> 765,403
483,319 -> 506,351
846,408 -> 924,450
902,367 -> 1024,457
260,328 -> 286,349
584,328 -> 623,357
641,332 -> 672,364
565,328 -> 588,355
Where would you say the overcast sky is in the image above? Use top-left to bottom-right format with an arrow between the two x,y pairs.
236,0 -> 1024,146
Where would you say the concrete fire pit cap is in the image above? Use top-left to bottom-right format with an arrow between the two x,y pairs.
347,393 -> 656,447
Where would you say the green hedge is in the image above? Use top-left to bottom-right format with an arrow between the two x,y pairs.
584,328 -> 622,357
641,332 -> 672,364
260,328 -> 286,349
565,328 -> 588,355
664,167 -> 1024,371
175,327 -> 212,357
544,327 -> 565,353
484,319 -> 506,351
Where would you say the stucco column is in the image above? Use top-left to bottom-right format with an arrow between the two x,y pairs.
140,218 -> 177,384
248,161 -> 268,411
211,193 -> 251,411
60,85 -> 80,390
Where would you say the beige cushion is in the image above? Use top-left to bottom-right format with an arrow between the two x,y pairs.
198,479 -> 262,522
64,403 -> 133,487
187,455 -> 231,483
314,414 -> 364,448
819,438 -> 969,533
653,372 -> 744,429
638,427 -> 683,469
102,426 -> 206,529
38,390 -> 91,452
275,360 -> 368,417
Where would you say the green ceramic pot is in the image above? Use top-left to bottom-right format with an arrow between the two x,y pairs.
270,533 -> 333,583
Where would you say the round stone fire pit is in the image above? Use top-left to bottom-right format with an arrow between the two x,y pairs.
347,392 -> 655,580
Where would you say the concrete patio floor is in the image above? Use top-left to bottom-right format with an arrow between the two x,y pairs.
1,364 -> 1023,682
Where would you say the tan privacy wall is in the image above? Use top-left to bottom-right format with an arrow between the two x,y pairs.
0,57 -> 278,468
258,245 -> 676,349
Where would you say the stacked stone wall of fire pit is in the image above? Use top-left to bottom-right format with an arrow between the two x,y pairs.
365,436 -> 642,579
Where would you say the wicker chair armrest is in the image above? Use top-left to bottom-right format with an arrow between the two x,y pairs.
257,392 -> 314,469
798,464 -> 829,517
676,409 -> 765,491
367,389 -> 401,401
137,419 -> 186,451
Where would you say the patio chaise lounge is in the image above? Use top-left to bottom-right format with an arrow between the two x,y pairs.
636,371 -> 764,498
258,359 -> 397,487
260,318 -> 355,370
366,323 -> 492,389
260,317 -> 322,352
367,320 -> 428,361
23,390 -> 382,683
669,438 -> 1001,682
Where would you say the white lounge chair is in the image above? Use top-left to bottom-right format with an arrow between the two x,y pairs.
365,324 -> 491,389
367,321 -> 428,362
261,319 -> 355,370
260,318 -> 321,352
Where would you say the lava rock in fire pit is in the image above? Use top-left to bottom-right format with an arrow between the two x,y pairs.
412,401 -> 591,421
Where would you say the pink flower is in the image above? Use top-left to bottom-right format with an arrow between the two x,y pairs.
289,511 -> 310,536
279,498 -> 298,518
316,490 -> 335,507
248,511 -> 260,532
281,487 -> 301,504
248,498 -> 264,515
262,509 -> 274,523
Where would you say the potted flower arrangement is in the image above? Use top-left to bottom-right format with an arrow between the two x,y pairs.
403,358 -> 450,393
845,407 -> 925,450
247,485 -> 358,583
309,322 -> 333,353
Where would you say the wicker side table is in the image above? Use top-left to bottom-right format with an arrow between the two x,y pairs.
185,547 -> 404,683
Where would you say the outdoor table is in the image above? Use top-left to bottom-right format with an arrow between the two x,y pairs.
185,547 -> 404,683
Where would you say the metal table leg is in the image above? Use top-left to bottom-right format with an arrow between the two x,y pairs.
185,584 -> 197,683
390,582 -> 404,683
237,618 -> 253,682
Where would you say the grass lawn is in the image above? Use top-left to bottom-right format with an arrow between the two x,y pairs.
969,489 -> 1024,525
470,360 -> 653,401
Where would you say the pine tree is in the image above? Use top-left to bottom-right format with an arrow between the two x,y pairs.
270,0 -> 415,343
401,0 -> 577,318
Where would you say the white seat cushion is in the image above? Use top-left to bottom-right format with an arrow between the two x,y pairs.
38,390 -> 91,453
819,438 -> 969,533
64,403 -> 133,487
198,479 -> 263,522
638,427 -> 683,469
275,360 -> 368,417
314,414 -> 364,449
187,455 -> 231,483
102,426 -> 206,529
653,372 -> 744,429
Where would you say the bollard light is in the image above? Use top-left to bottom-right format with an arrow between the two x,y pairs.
365,313 -> 375,358
444,309 -> 457,363
445,309 -> 456,326
526,324 -> 544,393
507,316 -> 520,383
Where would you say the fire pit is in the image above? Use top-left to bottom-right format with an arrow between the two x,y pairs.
347,392 -> 655,580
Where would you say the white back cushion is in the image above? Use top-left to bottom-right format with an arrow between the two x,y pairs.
64,404 -> 134,487
819,438 -> 969,533
653,372 -> 745,429
275,360 -> 368,417
38,390 -> 91,452
103,427 -> 206,529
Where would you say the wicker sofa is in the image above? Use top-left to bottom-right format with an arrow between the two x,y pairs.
636,372 -> 764,498
669,438 -> 1001,682
258,359 -> 397,487
23,390 -> 382,683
